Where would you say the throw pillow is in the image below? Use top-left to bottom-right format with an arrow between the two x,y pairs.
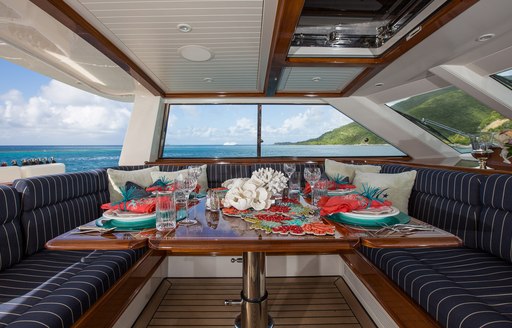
107,166 -> 160,202
352,170 -> 417,214
150,164 -> 208,196
325,159 -> 381,183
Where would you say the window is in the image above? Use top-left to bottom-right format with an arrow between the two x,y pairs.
491,68 -> 512,90
260,104 -> 404,157
387,86 -> 511,153
162,104 -> 405,158
162,104 -> 258,158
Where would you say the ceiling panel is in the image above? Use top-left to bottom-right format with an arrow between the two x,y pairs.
72,0 -> 265,93
278,67 -> 365,92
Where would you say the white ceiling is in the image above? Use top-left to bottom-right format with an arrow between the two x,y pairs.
67,0 -> 269,94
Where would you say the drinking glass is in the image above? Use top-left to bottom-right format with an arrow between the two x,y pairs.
283,163 -> 296,178
313,179 -> 329,205
470,132 -> 495,169
304,166 -> 321,205
155,191 -> 176,231
288,172 -> 301,196
187,165 -> 203,197
176,174 -> 198,225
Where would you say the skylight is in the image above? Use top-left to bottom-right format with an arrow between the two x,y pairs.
491,68 -> 512,90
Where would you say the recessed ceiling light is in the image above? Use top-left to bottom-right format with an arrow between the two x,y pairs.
178,45 -> 213,62
476,33 -> 495,42
203,77 -> 213,83
312,77 -> 322,82
177,23 -> 192,33
375,82 -> 384,87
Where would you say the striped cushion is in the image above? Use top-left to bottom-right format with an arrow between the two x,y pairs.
207,164 -> 252,188
14,173 -> 104,256
0,186 -> 23,272
479,174 -> 512,263
20,196 -> 100,256
408,169 -> 483,247
13,172 -> 101,212
380,164 -> 413,174
0,249 -> 143,328
361,247 -> 512,327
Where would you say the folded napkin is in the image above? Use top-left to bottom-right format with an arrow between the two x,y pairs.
146,179 -> 177,193
101,197 -> 157,214
303,181 -> 356,195
317,194 -> 392,216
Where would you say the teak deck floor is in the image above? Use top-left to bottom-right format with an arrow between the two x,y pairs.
134,276 -> 376,328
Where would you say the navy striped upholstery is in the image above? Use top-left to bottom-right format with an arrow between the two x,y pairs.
380,164 -> 413,174
410,169 -> 483,248
13,172 -> 103,256
361,247 -> 512,327
479,174 -> 512,263
207,164 -> 252,187
0,186 -> 22,272
0,249 -> 143,328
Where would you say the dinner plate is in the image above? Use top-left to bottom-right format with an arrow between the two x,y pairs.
102,209 -> 155,221
328,211 -> 410,227
341,206 -> 400,219
327,189 -> 355,196
96,216 -> 156,229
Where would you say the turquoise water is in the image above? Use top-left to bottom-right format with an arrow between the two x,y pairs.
0,144 -> 404,172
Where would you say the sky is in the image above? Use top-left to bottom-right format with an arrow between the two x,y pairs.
0,58 -> 354,146
0,59 -> 133,145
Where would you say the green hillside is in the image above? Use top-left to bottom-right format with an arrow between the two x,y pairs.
286,86 -> 510,146
294,122 -> 386,145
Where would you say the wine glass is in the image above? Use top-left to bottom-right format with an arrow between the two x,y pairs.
176,174 -> 198,225
470,132 -> 494,169
283,163 -> 296,178
304,167 -> 321,205
187,165 -> 203,198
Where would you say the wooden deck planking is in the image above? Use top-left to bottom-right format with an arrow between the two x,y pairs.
134,276 -> 376,328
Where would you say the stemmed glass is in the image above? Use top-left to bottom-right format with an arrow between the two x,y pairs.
470,132 -> 494,169
176,174 -> 198,225
187,165 -> 203,198
304,167 -> 321,205
283,163 -> 296,179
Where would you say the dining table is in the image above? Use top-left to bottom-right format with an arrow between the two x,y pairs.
45,197 -> 462,328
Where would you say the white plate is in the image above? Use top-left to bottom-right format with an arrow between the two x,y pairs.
327,189 -> 354,196
342,206 -> 400,219
102,209 -> 155,221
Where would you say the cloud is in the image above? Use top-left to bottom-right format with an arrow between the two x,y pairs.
0,80 -> 132,145
263,106 -> 350,142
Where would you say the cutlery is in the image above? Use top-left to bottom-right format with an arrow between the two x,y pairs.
71,227 -> 116,235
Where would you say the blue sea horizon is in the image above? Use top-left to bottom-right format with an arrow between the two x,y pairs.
0,144 -> 405,172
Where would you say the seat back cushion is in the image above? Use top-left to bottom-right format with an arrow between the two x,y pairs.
0,185 -> 23,271
13,172 -> 104,255
408,168 -> 483,248
207,164 -> 252,188
479,174 -> 512,263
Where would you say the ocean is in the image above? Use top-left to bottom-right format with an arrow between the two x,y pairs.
0,144 -> 405,172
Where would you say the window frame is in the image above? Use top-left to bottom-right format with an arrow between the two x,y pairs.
158,103 -> 408,160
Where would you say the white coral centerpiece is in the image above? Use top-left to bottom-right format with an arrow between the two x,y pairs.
222,168 -> 288,211
250,168 -> 288,195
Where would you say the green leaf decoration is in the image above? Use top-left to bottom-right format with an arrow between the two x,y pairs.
360,183 -> 389,202
326,173 -> 349,185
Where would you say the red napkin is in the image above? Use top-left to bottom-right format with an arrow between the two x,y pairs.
317,194 -> 392,216
101,197 -> 157,213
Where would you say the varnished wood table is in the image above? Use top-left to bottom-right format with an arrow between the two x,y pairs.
148,200 -> 359,328
45,223 -> 149,250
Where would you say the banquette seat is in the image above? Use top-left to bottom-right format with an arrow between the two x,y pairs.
0,172 -> 144,328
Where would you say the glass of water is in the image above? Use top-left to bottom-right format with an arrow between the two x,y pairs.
156,191 -> 176,231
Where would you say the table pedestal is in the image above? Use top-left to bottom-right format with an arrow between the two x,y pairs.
234,252 -> 274,328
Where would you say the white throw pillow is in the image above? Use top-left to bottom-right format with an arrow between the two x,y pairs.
352,170 -> 417,214
325,159 -> 381,183
150,164 -> 208,196
107,166 -> 160,202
